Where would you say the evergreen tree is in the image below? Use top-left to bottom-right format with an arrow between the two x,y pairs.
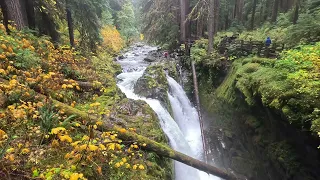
116,1 -> 138,41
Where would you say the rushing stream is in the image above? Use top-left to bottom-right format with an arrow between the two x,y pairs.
116,44 -> 219,180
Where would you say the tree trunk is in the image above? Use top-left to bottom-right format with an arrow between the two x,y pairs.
208,0 -> 214,54
235,0 -> 244,22
213,0 -> 220,34
271,0 -> 280,22
25,0 -> 35,29
224,14 -> 228,30
259,3 -> 264,23
292,0 -> 299,24
179,0 -> 186,43
233,0 -> 238,19
251,0 -> 258,30
4,0 -> 28,29
66,0 -> 75,47
191,61 -> 208,162
185,0 -> 191,40
264,0 -> 271,20
39,11 -> 60,43
0,0 -> 10,33
196,15 -> 204,38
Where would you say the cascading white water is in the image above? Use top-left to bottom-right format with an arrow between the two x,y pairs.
116,44 -> 219,180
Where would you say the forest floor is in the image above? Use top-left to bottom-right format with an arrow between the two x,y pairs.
0,25 -> 172,180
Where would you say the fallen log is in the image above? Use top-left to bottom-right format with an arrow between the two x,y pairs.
75,81 -> 102,91
50,99 -> 240,180
0,78 -> 241,179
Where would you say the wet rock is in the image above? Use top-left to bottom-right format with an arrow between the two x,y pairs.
144,56 -> 157,62
143,50 -> 163,62
136,43 -> 144,47
112,98 -> 168,142
134,65 -> 172,115
163,61 -> 179,81
231,156 -> 255,178
118,55 -> 125,60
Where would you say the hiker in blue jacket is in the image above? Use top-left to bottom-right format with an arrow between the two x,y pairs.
265,37 -> 272,47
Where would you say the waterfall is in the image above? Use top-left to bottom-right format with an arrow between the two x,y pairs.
116,44 -> 219,180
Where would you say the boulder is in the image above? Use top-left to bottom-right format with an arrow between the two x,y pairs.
134,65 -> 172,115
118,55 -> 125,60
144,56 -> 157,62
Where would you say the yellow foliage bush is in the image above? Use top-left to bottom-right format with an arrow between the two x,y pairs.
100,26 -> 124,54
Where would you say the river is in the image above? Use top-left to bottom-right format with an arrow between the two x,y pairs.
116,44 -> 220,180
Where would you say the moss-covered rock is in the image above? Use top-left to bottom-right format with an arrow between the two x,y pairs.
107,98 -> 173,179
134,65 -> 172,115
163,61 -> 179,80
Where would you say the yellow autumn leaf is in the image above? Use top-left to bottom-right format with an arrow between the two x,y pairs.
51,127 -> 66,134
116,143 -> 121,150
139,164 -> 145,170
99,144 -> 106,150
88,145 -> 98,151
110,135 -> 116,140
59,135 -> 73,143
21,148 -> 30,154
0,69 -> 6,75
51,139 -> 59,148
79,144 -> 88,151
71,141 -> 81,147
114,162 -> 121,168
69,173 -> 80,180
65,153 -> 71,159
96,121 -> 103,126
6,148 -> 14,153
8,154 -> 14,162
82,135 -> 89,141
126,163 -> 131,168
0,129 -> 6,140
108,143 -> 115,150
97,166 -> 102,175
119,128 -> 126,133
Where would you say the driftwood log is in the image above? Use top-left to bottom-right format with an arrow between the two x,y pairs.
0,78 -> 241,180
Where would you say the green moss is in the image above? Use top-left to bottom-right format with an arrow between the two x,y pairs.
267,141 -> 300,178
245,115 -> 261,129
134,64 -> 173,116
215,65 -> 238,104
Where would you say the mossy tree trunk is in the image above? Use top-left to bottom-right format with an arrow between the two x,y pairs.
50,97 -> 241,180
4,0 -> 28,30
